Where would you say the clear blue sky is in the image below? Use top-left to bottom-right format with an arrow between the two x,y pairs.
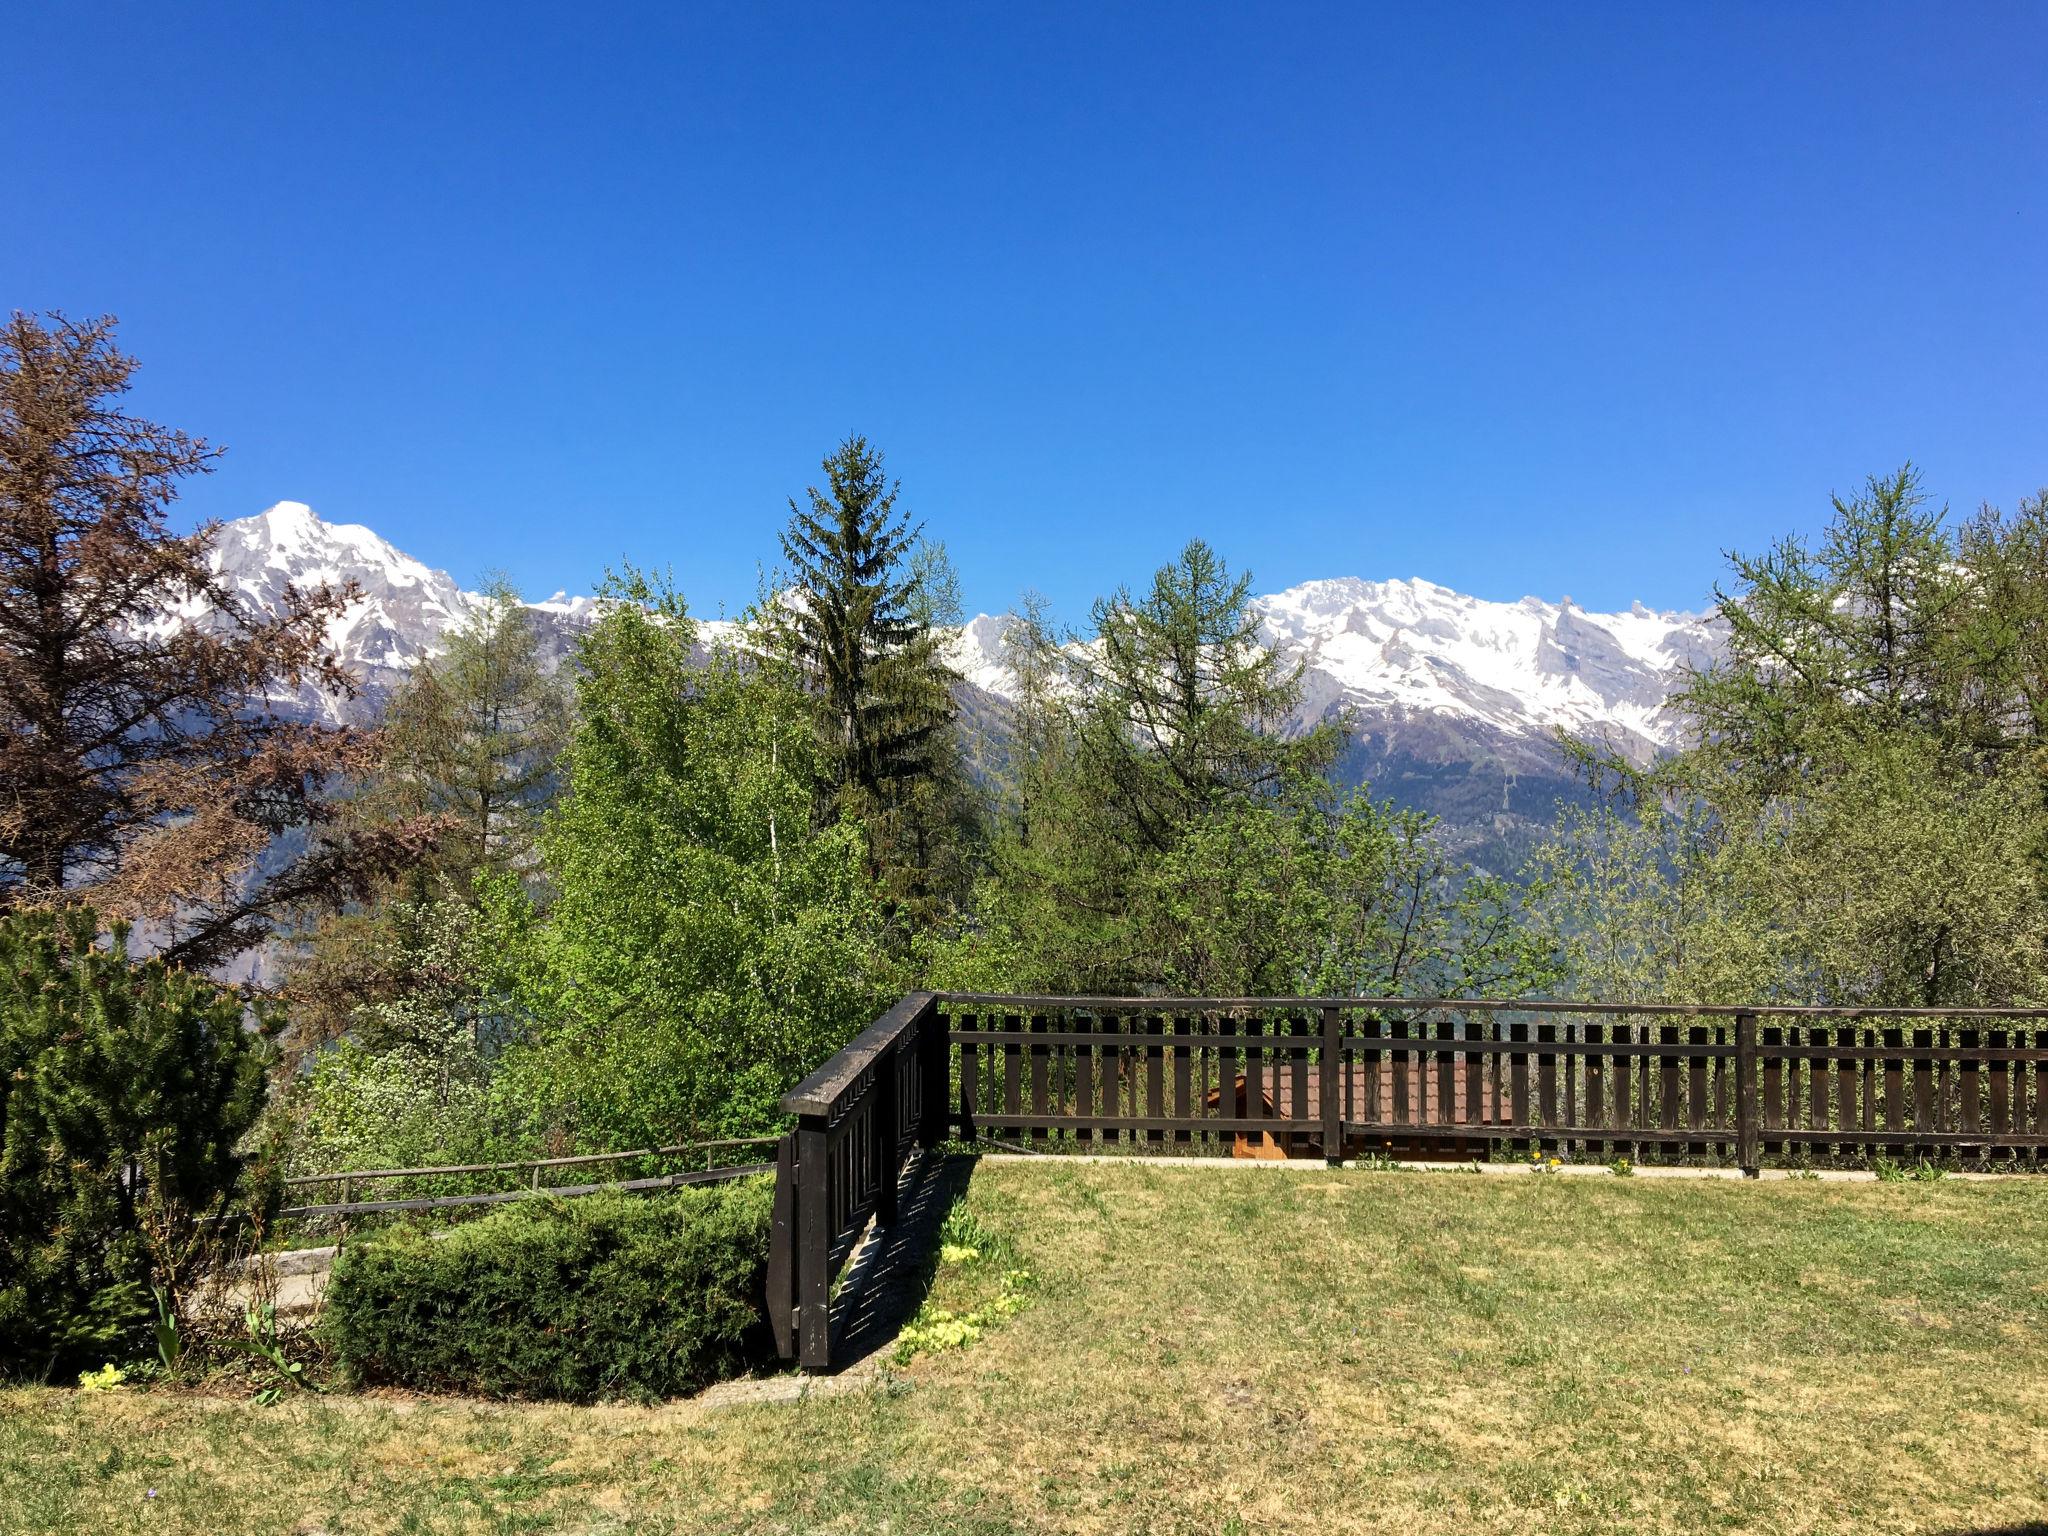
7,2 -> 2044,622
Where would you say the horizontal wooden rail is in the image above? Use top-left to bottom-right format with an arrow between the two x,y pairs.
285,1137 -> 781,1190
278,1162 -> 772,1219
769,992 -> 948,1370
938,993 -> 2048,1020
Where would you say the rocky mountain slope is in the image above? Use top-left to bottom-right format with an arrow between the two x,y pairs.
204,502 -> 1723,861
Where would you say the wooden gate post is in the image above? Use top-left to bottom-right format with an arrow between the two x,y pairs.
1320,1006 -> 1343,1165
876,1043 -> 901,1227
918,997 -> 948,1149
1735,1011 -> 1761,1177
796,1114 -> 832,1370
766,1133 -> 799,1360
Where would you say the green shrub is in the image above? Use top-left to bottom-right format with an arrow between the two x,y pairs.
0,908 -> 271,1380
323,1180 -> 774,1400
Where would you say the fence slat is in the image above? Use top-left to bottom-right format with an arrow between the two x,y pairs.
1029,1012 -> 1050,1147
1736,1013 -> 1759,1174
1762,1024 -> 1783,1156
1991,1028 -> 2012,1151
1293,1013 -> 1313,1151
1961,1029 -> 1982,1145
1660,1024 -> 1682,1138
1004,1011 -> 1023,1125
1175,1014 -> 1195,1146
1507,1019 -> 1529,1138
1367,1015 -> 1383,1129
1216,1014 -> 1237,1138
1145,1015 -> 1166,1145
1320,1006 -> 1342,1163
1435,1016 -> 1456,1148
1584,1022 -> 1605,1153
1687,1024 -> 1709,1144
959,1013 -> 979,1140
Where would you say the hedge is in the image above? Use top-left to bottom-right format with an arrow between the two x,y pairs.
323,1179 -> 774,1400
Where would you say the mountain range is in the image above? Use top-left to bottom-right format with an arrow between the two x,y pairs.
208,502 -> 1724,864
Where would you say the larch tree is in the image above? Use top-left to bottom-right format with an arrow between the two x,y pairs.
279,580 -> 566,1058
1544,466 -> 2048,1009
0,311 -> 432,969
1076,538 -> 1340,853
380,577 -> 568,890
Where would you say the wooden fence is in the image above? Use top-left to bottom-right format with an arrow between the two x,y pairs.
769,993 -> 2048,1369
766,993 -> 949,1368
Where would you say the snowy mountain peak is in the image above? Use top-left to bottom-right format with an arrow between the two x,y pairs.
205,503 -> 486,720
227,500 -> 456,597
195,502 -> 1724,802
1251,575 -> 1715,760
939,575 -> 1720,768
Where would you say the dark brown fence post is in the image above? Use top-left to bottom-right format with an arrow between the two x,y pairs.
1320,1006 -> 1342,1164
919,995 -> 947,1149
875,1043 -> 901,1227
767,1133 -> 799,1360
1735,1011 -> 1760,1177
796,1114 -> 832,1371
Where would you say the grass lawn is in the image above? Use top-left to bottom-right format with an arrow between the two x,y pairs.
4,1160 -> 2046,1535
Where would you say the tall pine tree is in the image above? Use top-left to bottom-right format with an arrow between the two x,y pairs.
773,436 -> 969,924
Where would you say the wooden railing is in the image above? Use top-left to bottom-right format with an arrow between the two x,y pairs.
765,992 -> 948,1368
769,994 -> 2048,1368
939,996 -> 2048,1163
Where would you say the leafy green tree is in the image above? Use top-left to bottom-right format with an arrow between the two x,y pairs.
942,542 -> 1551,1000
1548,467 -> 2048,1008
280,584 -> 565,1059
380,578 -> 568,890
0,907 -> 271,1379
489,573 -> 896,1147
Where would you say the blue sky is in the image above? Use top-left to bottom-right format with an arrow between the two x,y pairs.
6,2 -> 2044,622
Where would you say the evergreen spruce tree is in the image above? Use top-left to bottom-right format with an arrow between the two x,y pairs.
774,436 -> 969,923
0,906 -> 271,1378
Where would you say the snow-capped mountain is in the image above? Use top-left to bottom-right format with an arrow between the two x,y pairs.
204,502 -> 1723,858
937,573 -> 1722,859
1252,576 -> 1718,764
202,502 -> 485,721
204,502 -> 716,721
942,576 -> 1718,757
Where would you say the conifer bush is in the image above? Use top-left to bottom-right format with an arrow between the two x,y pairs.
0,907 -> 271,1379
323,1180 -> 775,1400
